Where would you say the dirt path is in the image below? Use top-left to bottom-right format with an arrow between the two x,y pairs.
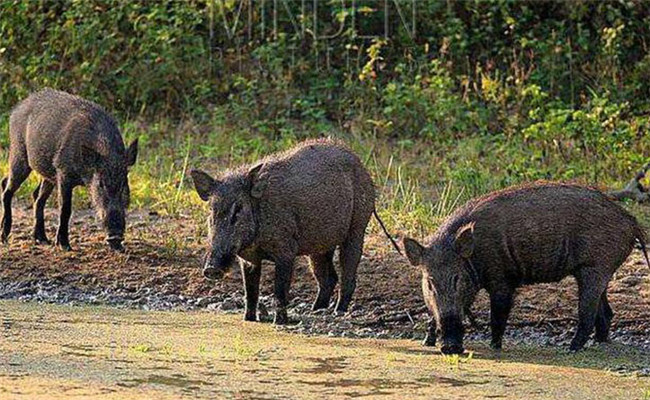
1,203 -> 649,350
0,300 -> 648,399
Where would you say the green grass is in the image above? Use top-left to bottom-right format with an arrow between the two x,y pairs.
1,112 -> 649,239
441,351 -> 474,369
130,343 -> 152,354
231,333 -> 262,360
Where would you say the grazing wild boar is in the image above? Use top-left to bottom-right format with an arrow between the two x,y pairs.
403,182 -> 649,354
1,88 -> 138,251
191,138 -> 400,324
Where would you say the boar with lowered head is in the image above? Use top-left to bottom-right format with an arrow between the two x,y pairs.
191,139 -> 397,324
1,89 -> 138,251
403,182 -> 649,354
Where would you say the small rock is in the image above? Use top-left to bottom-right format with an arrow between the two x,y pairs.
195,297 -> 213,307
218,297 -> 243,311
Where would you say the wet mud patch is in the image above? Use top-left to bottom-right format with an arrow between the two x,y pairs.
61,344 -> 97,359
299,356 -> 348,374
117,373 -> 213,390
415,375 -> 490,387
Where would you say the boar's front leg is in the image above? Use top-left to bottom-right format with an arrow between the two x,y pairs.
241,260 -> 262,322
55,175 -> 75,251
33,179 -> 54,244
422,317 -> 438,347
273,257 -> 295,325
489,290 -> 514,350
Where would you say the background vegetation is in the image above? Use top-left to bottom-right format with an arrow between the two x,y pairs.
1,0 -> 649,237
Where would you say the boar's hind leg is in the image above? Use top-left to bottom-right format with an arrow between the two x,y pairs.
55,176 -> 75,251
310,250 -> 338,311
570,270 -> 611,351
241,260 -> 262,322
273,257 -> 295,325
33,179 -> 54,245
1,156 -> 32,242
594,291 -> 614,343
489,290 -> 514,350
336,232 -> 364,314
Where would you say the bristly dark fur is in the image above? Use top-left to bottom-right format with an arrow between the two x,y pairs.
192,138 -> 377,325
404,181 -> 647,354
1,88 -> 137,251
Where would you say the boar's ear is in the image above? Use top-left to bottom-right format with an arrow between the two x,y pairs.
248,163 -> 268,199
454,222 -> 475,259
190,169 -> 218,201
126,139 -> 139,167
403,237 -> 425,266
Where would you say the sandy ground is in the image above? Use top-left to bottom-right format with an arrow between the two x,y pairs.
0,300 -> 648,400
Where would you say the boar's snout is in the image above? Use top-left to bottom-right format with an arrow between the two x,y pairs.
105,209 -> 125,252
440,315 -> 465,355
104,207 -> 125,243
107,237 -> 125,252
441,342 -> 464,355
202,253 -> 234,280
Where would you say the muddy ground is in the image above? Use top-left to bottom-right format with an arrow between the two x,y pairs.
1,203 -> 649,354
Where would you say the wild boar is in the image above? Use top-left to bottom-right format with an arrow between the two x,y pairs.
1,88 -> 138,251
403,182 -> 649,354
191,138 -> 400,324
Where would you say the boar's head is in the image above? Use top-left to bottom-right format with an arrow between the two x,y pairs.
191,164 -> 267,280
403,222 -> 480,355
89,139 -> 138,252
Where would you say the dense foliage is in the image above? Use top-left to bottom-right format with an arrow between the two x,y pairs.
1,1 -> 649,232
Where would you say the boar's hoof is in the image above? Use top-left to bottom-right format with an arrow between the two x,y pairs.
333,309 -> 348,317
56,241 -> 72,252
568,341 -> 586,352
244,311 -> 258,322
490,341 -> 502,351
107,239 -> 125,252
440,344 -> 464,355
311,300 -> 330,311
569,333 -> 590,352
34,237 -> 51,245
595,335 -> 611,344
274,310 -> 289,325
422,333 -> 437,347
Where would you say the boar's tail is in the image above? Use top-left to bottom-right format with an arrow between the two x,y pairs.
634,225 -> 650,268
373,210 -> 403,255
